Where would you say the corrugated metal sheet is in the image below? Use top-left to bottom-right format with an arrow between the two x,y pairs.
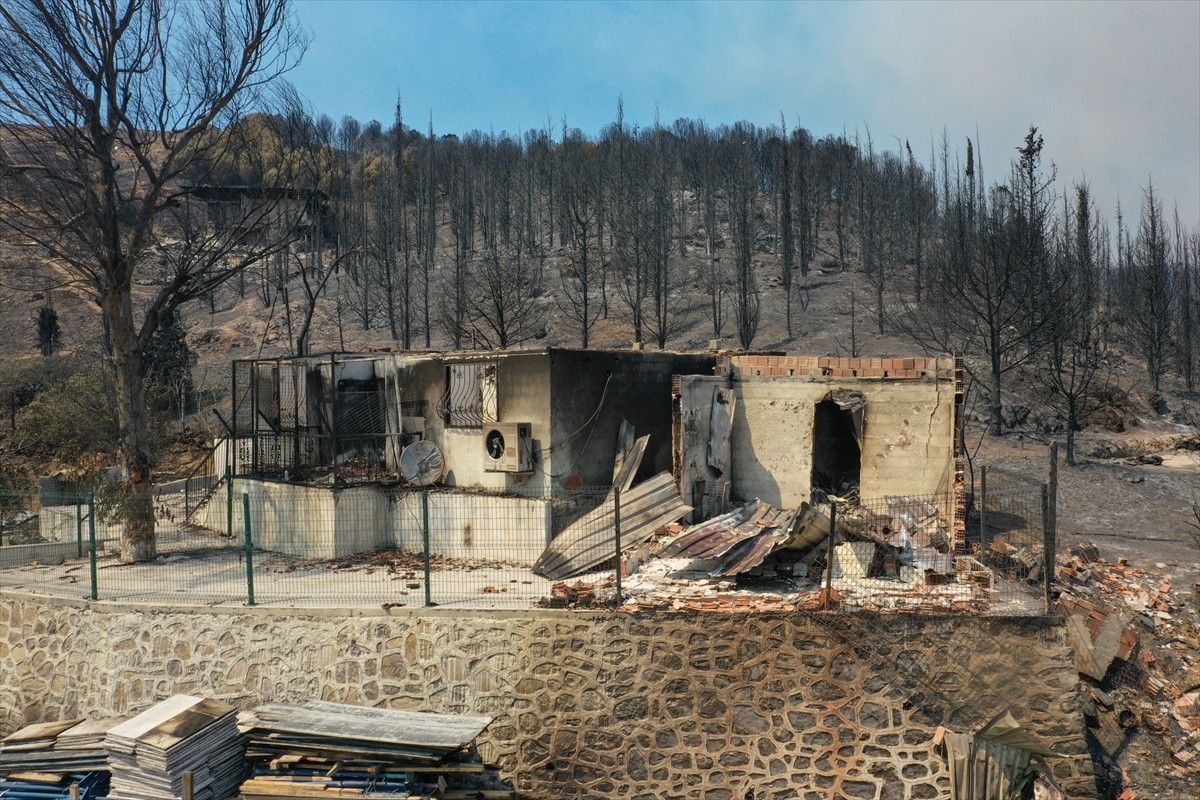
658,502 -> 767,559
533,473 -> 692,580
943,710 -> 1059,800
658,500 -> 814,578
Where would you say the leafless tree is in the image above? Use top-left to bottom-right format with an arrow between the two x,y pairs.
1172,216 -> 1197,392
892,129 -> 1059,435
557,130 -> 603,347
645,117 -> 687,348
1037,184 -> 1122,464
460,239 -> 545,349
0,0 -> 304,561
607,100 -> 653,345
775,116 -> 797,337
1117,181 -> 1175,393
723,125 -> 760,349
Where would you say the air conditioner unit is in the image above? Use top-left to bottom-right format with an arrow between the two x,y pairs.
483,422 -> 533,473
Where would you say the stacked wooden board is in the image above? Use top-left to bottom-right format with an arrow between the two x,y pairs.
237,701 -> 513,799
0,716 -> 126,798
0,717 -> 118,776
104,695 -> 243,800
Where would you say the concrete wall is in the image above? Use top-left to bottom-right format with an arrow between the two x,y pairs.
0,596 -> 1094,799
386,354 -> 554,494
384,349 -> 714,497
391,493 -> 552,564
197,479 -> 551,565
680,358 -> 956,510
549,351 -> 715,490
38,505 -> 122,545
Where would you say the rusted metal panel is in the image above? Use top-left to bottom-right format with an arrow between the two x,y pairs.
658,500 -> 808,578
659,502 -> 760,559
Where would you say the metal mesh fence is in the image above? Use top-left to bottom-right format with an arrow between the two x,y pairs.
1,478 -> 1056,616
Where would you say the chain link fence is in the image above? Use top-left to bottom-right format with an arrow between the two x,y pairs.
1,472 -> 1057,616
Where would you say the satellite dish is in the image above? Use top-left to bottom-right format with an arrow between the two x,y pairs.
399,440 -> 445,486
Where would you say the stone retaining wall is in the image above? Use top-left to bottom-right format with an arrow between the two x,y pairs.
0,594 -> 1093,799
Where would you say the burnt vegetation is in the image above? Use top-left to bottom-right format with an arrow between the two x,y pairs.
0,2 -> 1197,552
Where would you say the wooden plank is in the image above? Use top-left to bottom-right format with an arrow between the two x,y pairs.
1,719 -> 84,744
108,695 -> 203,743
248,702 -> 491,752
137,698 -> 236,751
611,420 -> 636,484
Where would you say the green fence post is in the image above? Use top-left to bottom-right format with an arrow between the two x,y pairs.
613,488 -> 623,607
823,499 -> 838,609
979,465 -> 987,546
226,467 -> 233,536
1041,484 -> 1053,614
87,492 -> 97,601
75,493 -> 83,559
422,489 -> 432,607
243,492 -> 255,606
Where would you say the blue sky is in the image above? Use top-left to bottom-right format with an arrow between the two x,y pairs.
288,0 -> 1200,225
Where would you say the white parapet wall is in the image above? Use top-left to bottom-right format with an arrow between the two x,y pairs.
38,505 -> 122,545
198,479 -> 552,564
390,492 -> 552,565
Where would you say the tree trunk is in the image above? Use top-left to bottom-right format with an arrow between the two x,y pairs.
990,339 -> 1004,437
1066,399 -> 1078,466
104,287 -> 156,563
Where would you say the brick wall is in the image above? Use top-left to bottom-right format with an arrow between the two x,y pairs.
716,355 -> 955,381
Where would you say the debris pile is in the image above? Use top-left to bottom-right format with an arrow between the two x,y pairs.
238,700 -> 512,799
105,695 -> 243,800
1054,550 -> 1200,796
935,709 -> 1065,800
546,494 -> 1018,614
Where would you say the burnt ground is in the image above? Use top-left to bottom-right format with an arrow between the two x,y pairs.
3,230 -> 1199,797
971,410 -> 1200,800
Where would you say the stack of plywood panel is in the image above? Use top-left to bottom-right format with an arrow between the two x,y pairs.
237,701 -> 511,799
0,716 -> 127,798
0,718 -> 120,777
105,695 -> 243,800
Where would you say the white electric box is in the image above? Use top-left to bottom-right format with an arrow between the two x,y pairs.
482,422 -> 533,472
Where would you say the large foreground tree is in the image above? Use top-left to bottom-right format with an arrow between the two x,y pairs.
0,0 -> 305,561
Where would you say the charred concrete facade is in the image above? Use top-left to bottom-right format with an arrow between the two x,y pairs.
383,348 -> 714,495
677,355 -> 959,518
206,349 -> 714,561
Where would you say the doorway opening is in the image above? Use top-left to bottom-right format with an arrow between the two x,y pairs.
811,391 -> 863,498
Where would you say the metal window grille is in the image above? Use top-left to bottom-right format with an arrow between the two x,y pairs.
445,363 -> 498,427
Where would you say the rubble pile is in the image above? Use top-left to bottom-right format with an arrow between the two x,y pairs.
543,497 -> 1020,614
1054,550 -> 1200,797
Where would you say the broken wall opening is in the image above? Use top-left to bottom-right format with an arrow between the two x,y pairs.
811,394 -> 862,497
